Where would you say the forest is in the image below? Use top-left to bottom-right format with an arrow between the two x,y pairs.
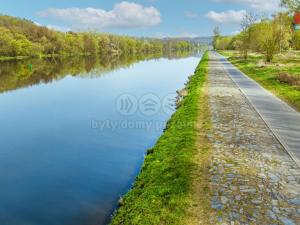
0,14 -> 196,59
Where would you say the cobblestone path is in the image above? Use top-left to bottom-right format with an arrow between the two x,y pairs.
208,52 -> 300,225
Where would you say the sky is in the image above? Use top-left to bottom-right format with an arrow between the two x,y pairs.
0,0 -> 283,37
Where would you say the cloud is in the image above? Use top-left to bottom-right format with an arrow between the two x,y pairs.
206,10 -> 246,24
38,1 -> 161,29
185,11 -> 198,19
212,0 -> 280,11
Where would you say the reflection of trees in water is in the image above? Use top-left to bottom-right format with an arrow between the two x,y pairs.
0,50 -> 197,93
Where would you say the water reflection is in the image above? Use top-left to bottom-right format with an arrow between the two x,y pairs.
0,51 -> 197,94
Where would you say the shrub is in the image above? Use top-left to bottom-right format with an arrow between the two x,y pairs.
277,73 -> 300,86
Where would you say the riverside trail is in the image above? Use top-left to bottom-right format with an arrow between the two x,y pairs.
206,51 -> 300,224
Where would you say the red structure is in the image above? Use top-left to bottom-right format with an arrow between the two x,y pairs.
294,12 -> 300,24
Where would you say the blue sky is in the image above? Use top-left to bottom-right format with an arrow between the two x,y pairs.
0,0 -> 281,37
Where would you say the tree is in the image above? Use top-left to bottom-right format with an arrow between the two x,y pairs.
82,33 -> 98,55
0,14 -> 197,59
213,26 -> 221,50
251,19 -> 284,62
64,33 -> 83,55
0,27 -> 15,56
214,36 -> 234,50
239,12 -> 257,60
292,30 -> 300,49
281,0 -> 300,11
98,34 -> 111,56
273,13 -> 293,53
12,34 -> 42,57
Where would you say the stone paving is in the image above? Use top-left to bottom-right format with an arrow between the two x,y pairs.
207,52 -> 300,225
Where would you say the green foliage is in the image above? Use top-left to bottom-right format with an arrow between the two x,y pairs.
292,31 -> 300,49
214,12 -> 295,62
281,0 -> 300,11
250,14 -> 293,62
63,33 -> 83,55
110,52 -> 208,225
213,26 -> 221,50
252,20 -> 282,62
214,36 -> 234,50
0,14 -> 197,59
0,27 -> 15,56
219,51 -> 300,110
82,33 -> 98,55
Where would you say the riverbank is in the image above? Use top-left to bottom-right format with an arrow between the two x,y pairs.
0,53 -> 98,61
218,51 -> 300,111
110,52 -> 210,224
0,50 -> 198,62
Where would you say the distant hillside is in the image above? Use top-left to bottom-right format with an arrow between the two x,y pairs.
163,37 -> 213,46
0,14 -> 197,59
186,37 -> 213,45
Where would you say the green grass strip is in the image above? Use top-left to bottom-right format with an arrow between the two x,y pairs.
219,51 -> 300,111
110,52 -> 209,225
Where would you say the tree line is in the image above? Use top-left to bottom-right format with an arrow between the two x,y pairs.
0,15 -> 196,59
213,0 -> 300,62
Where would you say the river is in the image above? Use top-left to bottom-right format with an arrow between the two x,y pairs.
0,53 -> 201,225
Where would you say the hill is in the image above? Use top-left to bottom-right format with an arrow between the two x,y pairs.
0,14 -> 197,59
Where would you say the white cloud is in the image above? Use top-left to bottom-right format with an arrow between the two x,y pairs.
185,11 -> 198,19
38,1 -> 161,29
212,0 -> 280,11
206,10 -> 246,24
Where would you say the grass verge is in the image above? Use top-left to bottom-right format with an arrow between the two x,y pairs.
184,70 -> 213,225
110,52 -> 211,225
218,50 -> 300,111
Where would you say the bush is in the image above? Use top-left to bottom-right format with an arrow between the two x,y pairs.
277,73 -> 300,86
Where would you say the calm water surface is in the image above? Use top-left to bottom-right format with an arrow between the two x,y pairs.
0,54 -> 201,225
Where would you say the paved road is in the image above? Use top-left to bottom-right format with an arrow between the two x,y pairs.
213,51 -> 300,167
207,52 -> 300,224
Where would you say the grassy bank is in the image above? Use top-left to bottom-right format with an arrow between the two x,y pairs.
110,52 -> 210,225
219,51 -> 300,111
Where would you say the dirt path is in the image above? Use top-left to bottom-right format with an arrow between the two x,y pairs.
207,52 -> 300,225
